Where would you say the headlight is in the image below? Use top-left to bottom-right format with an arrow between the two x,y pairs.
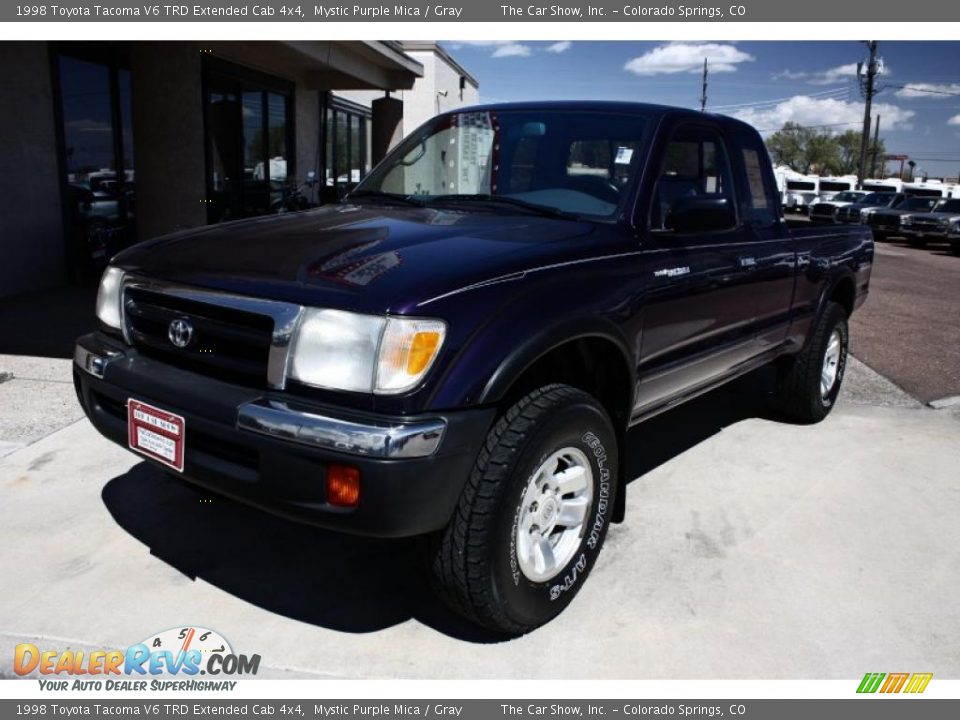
288,309 -> 446,395
860,209 -> 872,220
96,266 -> 125,330
952,221 -> 960,233
902,215 -> 913,226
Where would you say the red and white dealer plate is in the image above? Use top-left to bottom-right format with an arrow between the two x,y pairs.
127,399 -> 185,472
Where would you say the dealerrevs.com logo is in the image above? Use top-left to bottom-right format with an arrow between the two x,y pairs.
14,626 -> 260,691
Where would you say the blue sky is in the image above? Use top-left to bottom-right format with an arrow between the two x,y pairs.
444,41 -> 960,179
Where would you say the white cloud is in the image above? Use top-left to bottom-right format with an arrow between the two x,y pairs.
453,41 -> 534,58
896,82 -> 960,99
774,63 -> 860,86
623,43 -> 753,76
949,114 -> 960,126
492,43 -> 532,58
545,41 -> 572,54
731,95 -> 915,133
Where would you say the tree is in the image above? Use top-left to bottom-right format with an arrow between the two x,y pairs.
766,122 -> 813,173
765,123 -> 887,177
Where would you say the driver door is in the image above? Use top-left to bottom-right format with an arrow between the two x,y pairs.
633,121 -> 763,414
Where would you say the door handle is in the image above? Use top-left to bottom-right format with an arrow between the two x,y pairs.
738,256 -> 758,270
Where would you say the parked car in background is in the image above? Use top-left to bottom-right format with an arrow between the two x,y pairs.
809,191 -> 867,224
815,176 -> 859,203
861,178 -> 904,194
949,224 -> 960,255
867,196 -> 940,241
902,198 -> 960,247
782,175 -> 819,213
74,102 -> 873,634
835,192 -> 904,224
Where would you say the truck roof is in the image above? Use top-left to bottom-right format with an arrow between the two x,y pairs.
441,100 -> 760,134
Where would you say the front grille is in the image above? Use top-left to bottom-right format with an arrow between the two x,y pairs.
910,218 -> 944,232
810,204 -> 836,218
871,214 -> 900,228
124,287 -> 274,386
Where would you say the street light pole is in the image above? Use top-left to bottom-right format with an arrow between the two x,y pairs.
857,41 -> 879,186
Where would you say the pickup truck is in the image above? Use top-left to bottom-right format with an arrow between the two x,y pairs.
901,198 -> 960,248
74,102 -> 873,635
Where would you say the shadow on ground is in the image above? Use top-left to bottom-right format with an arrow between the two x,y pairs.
101,367 -> 781,643
0,283 -> 98,358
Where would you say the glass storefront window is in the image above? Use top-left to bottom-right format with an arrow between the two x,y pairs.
56,45 -> 135,277
322,95 -> 371,202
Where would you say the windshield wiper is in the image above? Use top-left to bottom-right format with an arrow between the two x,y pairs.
427,194 -> 580,221
347,190 -> 427,207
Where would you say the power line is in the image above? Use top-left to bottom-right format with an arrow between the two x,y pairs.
710,87 -> 849,112
886,82 -> 960,98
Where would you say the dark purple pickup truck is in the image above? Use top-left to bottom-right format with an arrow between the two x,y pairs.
74,102 -> 872,634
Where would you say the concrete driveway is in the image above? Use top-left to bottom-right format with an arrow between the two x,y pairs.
2,354 -> 958,680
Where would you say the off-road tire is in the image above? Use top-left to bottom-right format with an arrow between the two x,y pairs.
429,384 -> 618,635
775,301 -> 849,423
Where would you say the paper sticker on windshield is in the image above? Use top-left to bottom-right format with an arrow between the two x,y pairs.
615,147 -> 634,164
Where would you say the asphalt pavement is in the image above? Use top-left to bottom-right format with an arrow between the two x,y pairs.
849,240 -> 960,405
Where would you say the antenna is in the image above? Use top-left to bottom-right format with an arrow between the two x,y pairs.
700,58 -> 708,112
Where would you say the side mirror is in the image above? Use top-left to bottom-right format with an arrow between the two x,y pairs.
667,196 -> 737,234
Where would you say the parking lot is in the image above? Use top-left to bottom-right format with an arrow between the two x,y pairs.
2,232 -> 959,679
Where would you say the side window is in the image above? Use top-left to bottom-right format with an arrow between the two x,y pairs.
740,146 -> 779,226
650,125 -> 737,231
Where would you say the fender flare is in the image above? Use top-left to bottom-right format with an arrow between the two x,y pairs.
476,315 -> 636,524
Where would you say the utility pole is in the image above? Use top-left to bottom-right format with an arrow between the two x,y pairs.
857,41 -> 879,185
870,114 -> 880,177
700,58 -> 708,112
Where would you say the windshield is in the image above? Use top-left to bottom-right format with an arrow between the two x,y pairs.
787,181 -> 816,191
934,199 -> 960,213
354,109 -> 651,220
902,197 -> 938,211
833,192 -> 864,202
820,181 -> 854,192
861,193 -> 895,205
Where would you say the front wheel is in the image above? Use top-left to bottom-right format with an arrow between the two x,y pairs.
774,301 -> 849,423
951,240 -> 960,256
429,384 -> 618,635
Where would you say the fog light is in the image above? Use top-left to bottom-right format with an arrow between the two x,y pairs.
327,464 -> 361,507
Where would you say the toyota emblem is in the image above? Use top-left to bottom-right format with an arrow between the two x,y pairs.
168,318 -> 194,348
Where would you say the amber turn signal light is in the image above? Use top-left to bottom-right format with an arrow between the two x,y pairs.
327,463 -> 361,507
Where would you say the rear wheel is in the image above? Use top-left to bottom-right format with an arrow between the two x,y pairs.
907,236 -> 928,248
429,384 -> 618,635
873,231 -> 888,242
951,240 -> 960,256
775,301 -> 849,423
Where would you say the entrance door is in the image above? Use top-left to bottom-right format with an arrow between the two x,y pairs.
204,59 -> 294,224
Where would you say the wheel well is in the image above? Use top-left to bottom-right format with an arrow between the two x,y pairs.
498,337 -> 633,432
497,337 -> 634,523
829,276 -> 856,318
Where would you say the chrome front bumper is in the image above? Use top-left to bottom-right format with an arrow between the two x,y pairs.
236,399 -> 446,459
74,340 -> 446,460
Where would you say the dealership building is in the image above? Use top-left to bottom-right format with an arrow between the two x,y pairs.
0,41 -> 479,299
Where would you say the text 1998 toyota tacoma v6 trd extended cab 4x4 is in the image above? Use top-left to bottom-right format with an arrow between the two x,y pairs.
74,102 -> 872,634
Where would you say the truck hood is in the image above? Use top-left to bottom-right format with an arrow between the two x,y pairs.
114,203 -> 599,314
